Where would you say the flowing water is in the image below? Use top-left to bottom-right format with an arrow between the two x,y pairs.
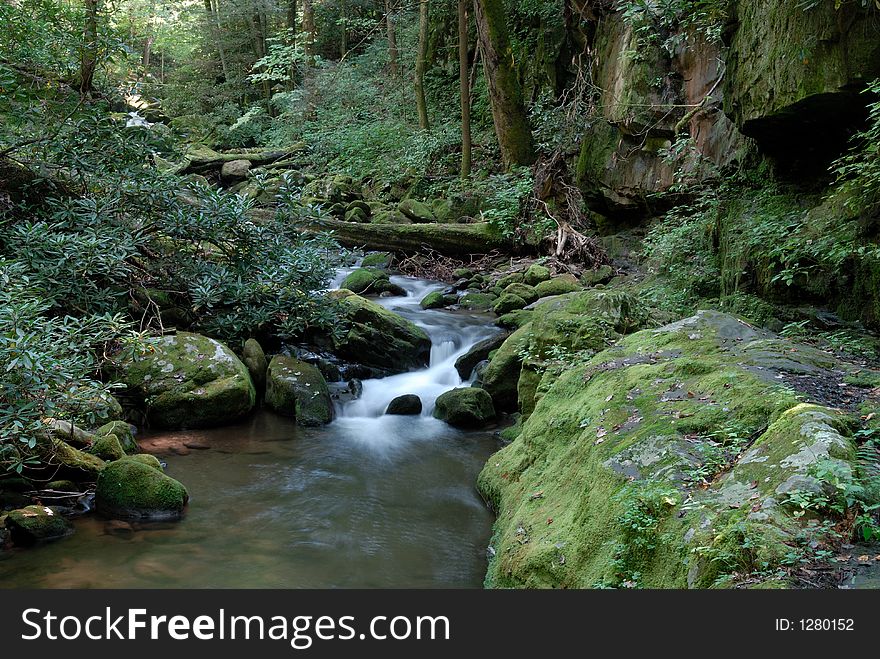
0,273 -> 501,588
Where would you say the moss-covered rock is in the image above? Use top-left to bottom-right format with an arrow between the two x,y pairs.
534,274 -> 582,297
5,506 -> 72,545
433,387 -> 496,428
265,356 -> 334,426
344,207 -> 369,223
502,282 -> 539,304
45,419 -> 94,449
242,338 -> 269,395
524,264 -> 551,285
459,292 -> 496,311
493,293 -> 528,314
113,332 -> 256,429
398,199 -> 436,223
128,454 -> 163,469
340,268 -> 405,296
96,457 -> 188,520
328,290 -> 432,373
361,251 -> 392,268
36,438 -> 106,482
478,311 -> 864,589
454,332 -> 509,379
96,420 -> 138,454
89,434 -> 125,461
420,291 -> 456,309
580,264 -> 614,288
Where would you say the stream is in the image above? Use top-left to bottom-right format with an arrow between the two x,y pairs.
0,273 -> 502,588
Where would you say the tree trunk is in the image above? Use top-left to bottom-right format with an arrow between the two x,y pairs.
302,0 -> 316,67
414,0 -> 429,130
472,0 -> 535,168
287,0 -> 297,29
385,0 -> 398,75
458,0 -> 471,178
79,0 -> 99,95
339,0 -> 347,58
204,0 -> 229,79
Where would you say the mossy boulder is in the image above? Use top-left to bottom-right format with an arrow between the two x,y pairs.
36,438 -> 106,482
459,292 -> 496,312
113,332 -> 256,429
265,356 -> 334,426
524,264 -> 551,285
580,264 -> 614,287
478,311 -> 865,589
386,394 -> 423,415
96,457 -> 188,520
493,293 -> 528,314
502,282 -> 539,305
496,272 -> 525,289
420,291 -> 456,309
361,252 -> 392,268
5,506 -> 72,545
128,454 -> 163,469
340,268 -> 405,296
454,332 -> 509,379
328,290 -> 431,373
535,274 -> 582,297
96,420 -> 138,454
398,199 -> 436,223
344,207 -> 369,223
89,434 -> 125,461
242,338 -> 269,395
433,387 -> 496,428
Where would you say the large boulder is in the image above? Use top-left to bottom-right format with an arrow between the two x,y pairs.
327,290 -> 431,374
242,338 -> 269,395
5,506 -> 72,545
340,268 -> 406,296
265,356 -> 334,426
96,457 -> 188,520
386,394 -> 423,415
433,387 -> 496,428
220,159 -> 252,183
478,311 -> 872,589
113,332 -> 256,429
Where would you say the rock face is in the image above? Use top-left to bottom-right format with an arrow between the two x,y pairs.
328,290 -> 431,374
265,356 -> 334,426
433,387 -> 496,428
386,394 -> 423,415
478,311 -> 869,588
96,457 -> 188,520
725,0 -> 880,162
5,506 -> 73,545
114,332 -> 256,429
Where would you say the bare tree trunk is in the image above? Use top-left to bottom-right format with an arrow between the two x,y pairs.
458,0 -> 471,178
204,0 -> 229,79
302,0 -> 316,67
385,0 -> 398,75
142,0 -> 157,69
160,50 -> 165,83
80,0 -> 99,95
339,0 -> 347,58
472,0 -> 535,168
414,0 -> 429,129
287,0 -> 297,29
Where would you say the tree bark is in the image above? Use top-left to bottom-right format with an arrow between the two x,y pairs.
339,0 -> 347,58
472,0 -> 535,168
385,0 -> 398,75
79,0 -> 99,95
203,0 -> 229,79
414,0 -> 430,129
302,0 -> 316,67
458,0 -> 471,178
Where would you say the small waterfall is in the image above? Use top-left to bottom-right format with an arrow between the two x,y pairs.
333,273 -> 499,423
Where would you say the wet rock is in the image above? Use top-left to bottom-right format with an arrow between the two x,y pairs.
266,356 -> 334,426
420,291 -> 457,309
459,292 -> 496,312
386,394 -> 423,415
493,293 -> 528,315
454,332 -> 510,380
111,332 -> 256,429
96,457 -> 188,520
242,338 -> 269,395
326,290 -> 431,374
340,268 -> 406,296
6,505 -> 72,545
36,438 -> 105,482
360,251 -> 392,268
433,387 -> 496,429
348,378 -> 363,399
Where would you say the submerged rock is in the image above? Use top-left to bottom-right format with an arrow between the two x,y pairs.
265,356 -> 334,426
5,505 -> 72,545
328,290 -> 431,374
433,388 -> 496,428
96,457 -> 188,520
386,394 -> 423,415
112,332 -> 256,429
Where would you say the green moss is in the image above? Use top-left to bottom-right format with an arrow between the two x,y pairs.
360,252 -> 392,268
534,275 -> 582,297
340,268 -> 400,295
95,457 -> 188,520
493,293 -> 528,314
265,356 -> 334,426
459,292 -> 496,311
420,291 -> 456,309
398,199 -> 436,223
96,420 -> 138,454
502,282 -> 538,304
6,506 -> 72,545
89,434 -> 125,461
242,338 -> 268,394
433,387 -> 496,428
524,264 -> 551,285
